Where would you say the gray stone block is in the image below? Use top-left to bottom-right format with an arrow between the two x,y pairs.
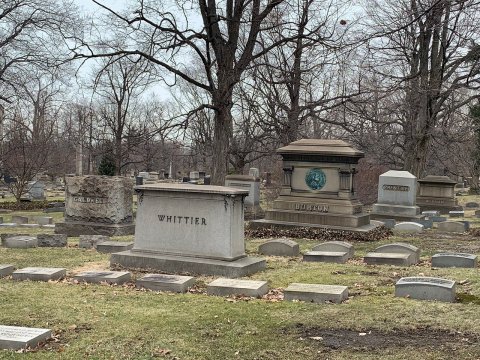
375,243 -> 421,263
136,274 -> 195,293
437,221 -> 467,233
13,267 -> 66,281
0,265 -> 15,277
55,222 -> 135,237
207,278 -> 268,298
475,209 -> 480,218
0,223 -> 17,228
410,219 -> 433,229
1,233 -> 28,246
19,224 -> 40,228
431,253 -> 477,268
395,276 -> 456,303
96,241 -> 134,253
449,211 -> 464,218
34,216 -> 53,225
393,222 -> 424,233
284,283 -> 348,304
382,219 -> 396,229
364,252 -> 413,266
303,251 -> 349,264
422,211 -> 440,217
11,216 -> 28,224
0,325 -> 51,350
73,270 -> 131,284
78,235 -> 109,249
430,216 -> 447,222
311,241 -> 354,258
0,217 -> 3,224
4,236 -> 37,249
258,239 -> 299,256
37,234 -> 67,247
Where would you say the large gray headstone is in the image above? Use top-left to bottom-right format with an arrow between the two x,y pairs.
377,171 -> 417,206
258,239 -> 299,257
431,253 -> 477,268
395,277 -> 456,303
0,325 -> 51,350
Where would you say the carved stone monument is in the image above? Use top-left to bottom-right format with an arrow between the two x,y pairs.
55,176 -> 135,236
111,183 -> 265,277
371,170 -> 423,221
250,139 -> 374,232
416,175 -> 462,214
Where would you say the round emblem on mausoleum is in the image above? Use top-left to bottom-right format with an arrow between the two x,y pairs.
305,168 -> 326,190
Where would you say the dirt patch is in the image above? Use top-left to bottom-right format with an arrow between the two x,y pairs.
287,324 -> 479,350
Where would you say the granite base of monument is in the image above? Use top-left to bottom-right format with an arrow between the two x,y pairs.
111,251 -> 265,278
55,222 -> 135,237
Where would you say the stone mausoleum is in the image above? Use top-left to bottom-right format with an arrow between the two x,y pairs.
251,139 -> 375,232
416,175 -> 462,214
55,176 -> 135,236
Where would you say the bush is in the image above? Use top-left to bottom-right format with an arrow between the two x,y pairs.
98,154 -> 116,176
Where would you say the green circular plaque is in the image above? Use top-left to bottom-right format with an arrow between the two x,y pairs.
305,168 -> 326,190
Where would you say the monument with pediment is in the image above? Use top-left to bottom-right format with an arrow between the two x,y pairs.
251,139 -> 375,232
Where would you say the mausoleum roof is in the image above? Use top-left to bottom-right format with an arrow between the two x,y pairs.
418,175 -> 457,184
277,139 -> 364,157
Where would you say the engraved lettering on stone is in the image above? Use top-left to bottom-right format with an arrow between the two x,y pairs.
295,203 -> 329,212
73,196 -> 107,204
382,185 -> 410,191
158,214 -> 207,226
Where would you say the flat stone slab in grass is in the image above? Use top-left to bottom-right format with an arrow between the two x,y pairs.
449,211 -> 464,218
258,238 -> 299,257
395,277 -> 456,303
95,241 -> 134,253
0,325 -> 51,350
303,251 -> 349,264
375,243 -> 420,263
207,278 -> 268,298
422,211 -> 440,217
78,235 -> 109,249
37,234 -> 67,247
34,216 -> 53,225
393,222 -> 424,233
0,223 -> 17,228
4,236 -> 38,249
437,221 -> 467,233
42,224 -> 55,229
73,271 -> 131,284
364,252 -> 413,266
19,224 -> 40,228
11,216 -> 28,224
0,265 -> 15,277
284,283 -> 348,304
13,267 -> 66,281
431,253 -> 478,268
311,241 -> 354,258
136,274 -> 195,293
430,216 -> 447,222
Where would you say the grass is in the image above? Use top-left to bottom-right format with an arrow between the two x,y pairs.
0,205 -> 479,359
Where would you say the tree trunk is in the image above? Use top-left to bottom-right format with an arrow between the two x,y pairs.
211,108 -> 232,184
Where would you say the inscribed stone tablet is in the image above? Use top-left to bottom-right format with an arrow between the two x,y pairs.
364,252 -> 413,266
395,276 -> 456,303
74,271 -> 131,285
207,278 -> 268,297
258,239 -> 299,256
136,274 -> 195,293
437,221 -> 467,233
12,267 -> 66,281
431,253 -> 477,268
311,241 -> 354,258
96,241 -> 134,253
374,243 -> 420,263
284,283 -> 348,304
0,325 -> 51,350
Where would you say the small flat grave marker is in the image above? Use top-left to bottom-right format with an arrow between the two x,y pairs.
4,236 -> 37,249
430,216 -> 447,222
303,251 -> 349,264
0,325 -> 51,350
258,239 -> 299,257
431,253 -> 478,268
207,278 -> 268,298
395,276 -> 456,303
0,223 -> 17,228
422,210 -> 440,217
364,252 -> 413,266
78,235 -> 109,249
437,221 -> 467,233
448,211 -> 464,218
74,270 -> 131,285
393,222 -> 424,233
136,274 -> 195,293
0,265 -> 15,277
13,267 -> 66,281
19,224 -> 40,228
284,283 -> 348,304
465,202 -> 479,208
96,241 -> 134,253
11,216 -> 28,224
375,243 -> 420,263
410,219 -> 433,229
37,234 -> 67,247
311,241 -> 354,258
34,217 -> 53,225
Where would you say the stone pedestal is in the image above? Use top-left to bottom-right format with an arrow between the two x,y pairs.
55,176 -> 135,236
416,176 -> 462,214
371,170 -> 423,221
225,174 -> 262,219
111,183 -> 265,277
251,139 -> 375,232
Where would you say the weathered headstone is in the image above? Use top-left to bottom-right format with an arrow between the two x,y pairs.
34,216 -> 53,225
416,176 -> 461,214
258,239 -> 299,257
303,251 -> 349,263
111,183 -> 265,277
364,243 -> 420,266
284,283 -> 348,304
78,235 -> 109,249
136,274 -> 195,293
11,216 -> 28,224
225,174 -> 261,207
12,267 -> 66,281
430,216 -> 447,222
409,219 -> 433,229
431,253 -> 477,268
0,325 -> 51,350
96,241 -> 134,253
464,202 -> 479,209
371,171 -> 423,221
189,171 -> 200,184
55,175 -> 135,236
311,241 -> 354,258
375,243 -> 420,263
250,139 -> 375,233
395,277 -> 456,303
422,210 -> 440,217
3,236 -> 37,249
0,223 -> 16,227
437,221 -> 467,233
449,210 -> 464,218
27,181 -> 46,200
73,271 -> 131,285
393,222 -> 424,233
0,265 -> 15,277
37,234 -> 67,247
19,223 -> 40,228
207,278 -> 268,297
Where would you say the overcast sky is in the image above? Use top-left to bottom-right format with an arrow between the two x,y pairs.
74,0 -> 128,13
